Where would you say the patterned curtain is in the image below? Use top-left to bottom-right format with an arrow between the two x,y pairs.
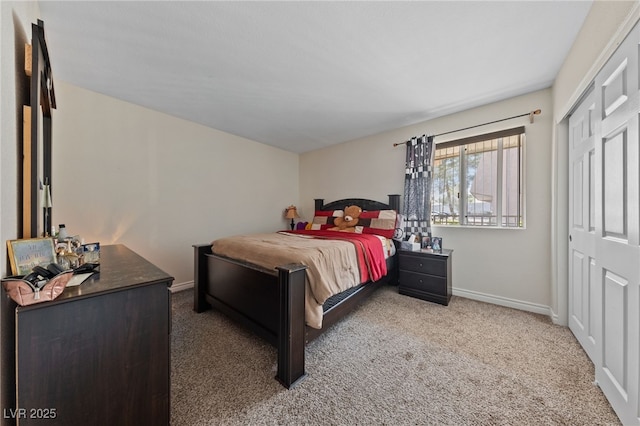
403,135 -> 434,239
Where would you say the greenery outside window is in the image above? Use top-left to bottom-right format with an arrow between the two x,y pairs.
431,127 -> 525,228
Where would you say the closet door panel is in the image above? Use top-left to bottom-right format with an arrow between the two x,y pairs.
601,57 -> 628,118
602,269 -> 629,397
569,90 -> 599,361
592,22 -> 640,426
602,129 -> 627,238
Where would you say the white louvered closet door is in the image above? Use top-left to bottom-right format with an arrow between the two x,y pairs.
569,21 -> 640,425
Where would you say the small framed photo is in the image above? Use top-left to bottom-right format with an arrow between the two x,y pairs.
421,236 -> 431,249
6,237 -> 56,276
431,237 -> 443,252
81,242 -> 100,264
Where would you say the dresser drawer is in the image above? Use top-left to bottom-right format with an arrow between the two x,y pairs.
398,270 -> 447,294
399,253 -> 447,276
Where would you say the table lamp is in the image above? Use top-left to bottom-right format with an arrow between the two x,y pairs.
284,205 -> 299,230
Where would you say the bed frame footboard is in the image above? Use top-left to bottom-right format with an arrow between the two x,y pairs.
193,244 -> 308,388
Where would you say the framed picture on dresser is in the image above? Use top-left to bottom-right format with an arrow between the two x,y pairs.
6,237 -> 56,276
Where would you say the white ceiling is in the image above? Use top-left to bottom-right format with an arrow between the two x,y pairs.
38,1 -> 593,153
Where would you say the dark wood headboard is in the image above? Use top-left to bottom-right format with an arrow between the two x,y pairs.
314,195 -> 400,212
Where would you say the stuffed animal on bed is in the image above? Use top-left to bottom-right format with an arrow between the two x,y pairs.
331,205 -> 362,232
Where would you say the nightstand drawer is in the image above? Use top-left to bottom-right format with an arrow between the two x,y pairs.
398,270 -> 447,294
399,254 -> 446,276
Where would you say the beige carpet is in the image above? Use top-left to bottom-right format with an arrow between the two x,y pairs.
170,286 -> 620,425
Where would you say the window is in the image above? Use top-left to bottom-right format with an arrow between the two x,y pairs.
431,127 -> 524,227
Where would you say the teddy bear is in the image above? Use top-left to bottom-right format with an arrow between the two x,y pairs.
331,205 -> 362,232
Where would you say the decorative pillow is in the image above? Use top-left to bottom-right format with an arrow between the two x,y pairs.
308,209 -> 397,238
355,210 -> 397,238
310,210 -> 344,230
393,213 -> 407,241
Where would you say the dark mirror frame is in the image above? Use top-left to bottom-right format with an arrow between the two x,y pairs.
24,20 -> 55,238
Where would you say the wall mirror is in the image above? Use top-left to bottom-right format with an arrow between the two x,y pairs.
23,19 -> 55,238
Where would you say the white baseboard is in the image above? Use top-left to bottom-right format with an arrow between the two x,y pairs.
453,287 -> 552,317
169,281 -> 553,320
170,280 -> 194,293
549,308 -> 565,326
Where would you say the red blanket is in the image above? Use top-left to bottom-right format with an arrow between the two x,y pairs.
282,230 -> 387,283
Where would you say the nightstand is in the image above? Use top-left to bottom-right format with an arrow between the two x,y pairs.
398,248 -> 452,305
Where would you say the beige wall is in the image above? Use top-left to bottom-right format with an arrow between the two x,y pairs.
51,81 -> 299,286
0,1 -> 39,277
301,89 -> 554,313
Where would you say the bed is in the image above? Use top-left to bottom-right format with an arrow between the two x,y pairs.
193,195 -> 400,388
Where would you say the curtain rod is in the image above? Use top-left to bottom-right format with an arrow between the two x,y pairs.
392,109 -> 541,147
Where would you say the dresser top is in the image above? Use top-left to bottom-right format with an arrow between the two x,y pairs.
19,244 -> 173,310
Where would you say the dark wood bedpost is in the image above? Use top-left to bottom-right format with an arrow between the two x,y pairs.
388,194 -> 400,212
276,263 -> 308,388
314,199 -> 324,211
193,244 -> 213,312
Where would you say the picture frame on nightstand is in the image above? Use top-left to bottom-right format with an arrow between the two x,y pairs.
421,236 -> 431,249
431,237 -> 442,252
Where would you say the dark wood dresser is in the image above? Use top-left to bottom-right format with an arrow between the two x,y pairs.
398,248 -> 453,305
1,244 -> 173,426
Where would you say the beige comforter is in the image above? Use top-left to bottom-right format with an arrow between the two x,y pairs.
211,232 -> 362,329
